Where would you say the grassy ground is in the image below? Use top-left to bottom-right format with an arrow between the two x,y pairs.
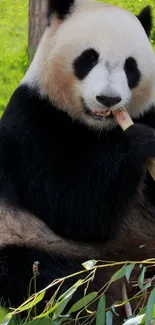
0,0 -> 28,114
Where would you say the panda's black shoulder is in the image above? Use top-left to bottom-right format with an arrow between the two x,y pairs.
0,85 -> 56,134
0,84 -> 68,153
0,85 -> 93,141
0,84 -> 119,154
1,84 -> 155,145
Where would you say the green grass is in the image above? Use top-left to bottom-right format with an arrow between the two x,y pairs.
0,0 -> 28,114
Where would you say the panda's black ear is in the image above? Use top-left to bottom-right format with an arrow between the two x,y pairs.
48,0 -> 75,21
136,6 -> 152,38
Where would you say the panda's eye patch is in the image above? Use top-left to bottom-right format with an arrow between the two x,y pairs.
73,49 -> 99,80
124,57 -> 141,89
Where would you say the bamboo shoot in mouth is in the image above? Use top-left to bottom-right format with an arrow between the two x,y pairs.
113,108 -> 155,181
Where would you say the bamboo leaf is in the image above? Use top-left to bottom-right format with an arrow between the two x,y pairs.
35,306 -> 57,320
18,291 -> 46,312
138,267 -> 146,290
141,282 -> 151,292
0,308 -> 11,325
96,295 -> 106,325
145,288 -> 155,325
52,296 -> 72,321
111,305 -> 119,317
57,280 -> 83,302
82,260 -> 97,270
69,292 -> 97,314
125,264 -> 135,283
36,286 -> 76,319
110,265 -> 126,282
106,311 -> 113,325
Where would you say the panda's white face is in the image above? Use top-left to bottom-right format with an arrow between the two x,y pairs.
22,2 -> 155,130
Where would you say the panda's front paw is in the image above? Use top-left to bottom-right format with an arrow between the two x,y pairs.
124,123 -> 155,158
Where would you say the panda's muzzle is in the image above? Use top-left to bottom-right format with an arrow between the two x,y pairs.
85,108 -> 113,119
96,95 -> 121,107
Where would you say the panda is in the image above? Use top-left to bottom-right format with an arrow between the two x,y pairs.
1,0 -> 155,322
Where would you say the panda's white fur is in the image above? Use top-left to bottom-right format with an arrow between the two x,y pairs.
22,1 -> 155,130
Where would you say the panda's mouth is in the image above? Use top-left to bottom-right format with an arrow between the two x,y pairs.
85,108 -> 113,120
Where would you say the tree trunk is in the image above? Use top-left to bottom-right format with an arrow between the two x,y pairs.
28,0 -> 49,61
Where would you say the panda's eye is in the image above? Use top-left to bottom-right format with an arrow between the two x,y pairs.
73,48 -> 99,80
89,51 -> 99,63
124,57 -> 141,89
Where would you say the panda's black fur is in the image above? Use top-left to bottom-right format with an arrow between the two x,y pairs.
136,5 -> 153,37
1,0 -> 155,322
2,85 -> 155,244
48,0 -> 75,20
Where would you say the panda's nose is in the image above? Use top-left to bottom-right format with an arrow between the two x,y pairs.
96,95 -> 121,107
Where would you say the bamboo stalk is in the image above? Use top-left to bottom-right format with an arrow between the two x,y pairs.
113,108 -> 155,181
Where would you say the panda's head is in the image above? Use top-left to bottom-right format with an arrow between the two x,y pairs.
23,0 -> 155,130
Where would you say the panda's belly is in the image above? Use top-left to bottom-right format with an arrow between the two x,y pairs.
16,164 -> 155,246
0,179 -> 155,262
2,133 -> 155,248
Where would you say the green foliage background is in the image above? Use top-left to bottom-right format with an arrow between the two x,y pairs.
0,0 -> 28,114
0,0 -> 155,115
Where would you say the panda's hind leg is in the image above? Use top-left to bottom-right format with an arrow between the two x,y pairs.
0,245 -> 130,324
0,245 -> 87,317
